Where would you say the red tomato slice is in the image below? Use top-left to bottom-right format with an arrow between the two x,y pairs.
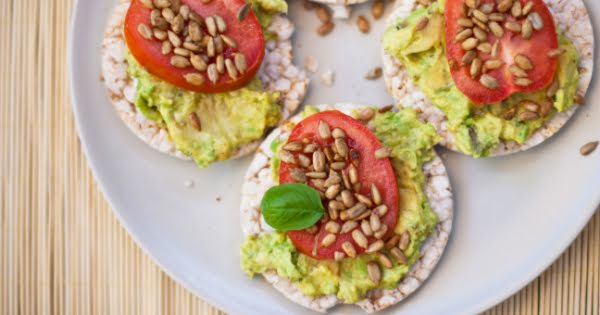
279,111 -> 400,260
124,0 -> 265,93
445,0 -> 559,104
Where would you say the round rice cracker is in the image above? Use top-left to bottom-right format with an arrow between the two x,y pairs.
382,0 -> 594,156
240,104 -> 454,312
101,0 -> 309,161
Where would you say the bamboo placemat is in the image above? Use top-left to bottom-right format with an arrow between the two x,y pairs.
1,0 -> 598,314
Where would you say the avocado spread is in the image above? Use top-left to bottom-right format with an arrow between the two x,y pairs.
241,108 -> 440,303
382,0 -> 580,157
127,0 -> 287,168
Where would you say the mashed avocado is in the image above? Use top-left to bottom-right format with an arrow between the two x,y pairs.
127,0 -> 287,168
240,108 -> 439,303
383,0 -> 580,157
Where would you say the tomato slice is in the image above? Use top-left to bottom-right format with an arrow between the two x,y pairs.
279,111 -> 400,260
124,0 -> 265,93
445,0 -> 559,104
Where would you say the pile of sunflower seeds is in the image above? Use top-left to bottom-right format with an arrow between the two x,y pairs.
448,0 -> 565,90
279,120 -> 411,284
137,0 -> 249,85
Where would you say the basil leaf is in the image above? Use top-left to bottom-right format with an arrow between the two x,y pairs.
261,183 -> 325,231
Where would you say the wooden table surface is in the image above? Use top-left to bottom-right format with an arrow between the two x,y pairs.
1,0 -> 599,314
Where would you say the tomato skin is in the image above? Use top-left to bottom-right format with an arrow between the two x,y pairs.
279,111 -> 400,260
445,0 -> 559,104
124,0 -> 265,93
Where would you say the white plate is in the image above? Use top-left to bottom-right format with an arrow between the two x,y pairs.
69,0 -> 600,314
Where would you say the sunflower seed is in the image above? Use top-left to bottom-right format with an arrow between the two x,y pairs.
161,41 -> 172,55
189,112 -> 201,130
330,128 -> 346,139
528,12 -> 544,30
188,11 -> 202,24
457,18 -> 474,27
283,141 -> 303,152
461,37 -> 478,50
546,80 -> 559,98
323,147 -> 334,162
179,4 -> 190,19
491,41 -> 500,57
414,16 -> 429,31
183,41 -> 200,52
312,150 -> 326,172
334,251 -> 345,261
325,184 -> 341,199
473,27 -> 488,41
279,149 -> 296,164
390,247 -> 407,264
288,168 -> 307,182
384,235 -> 400,250
370,184 -> 382,206
230,54 -> 246,74
212,15 -> 226,33
352,230 -> 368,249
515,78 -> 533,87
521,100 -> 539,112
505,21 -> 521,33
208,64 -> 218,83
465,0 -> 479,9
484,59 -> 503,70
489,21 -> 504,38
187,22 -> 202,41
399,232 -> 411,250
509,64 -> 528,77
140,0 -> 154,9
538,100 -> 552,116
580,141 -> 599,156
378,253 -> 393,268
153,0 -> 171,9
173,47 -> 190,57
318,22 -> 335,36
472,10 -> 488,22
497,0 -> 513,12
167,30 -> 181,47
370,213 -> 382,231
329,200 -> 345,212
361,219 -> 373,236
502,107 -> 516,120
137,23 -> 153,39
374,147 -> 392,159
152,28 -> 167,40
341,221 -> 358,233
489,13 -> 505,21
190,54 -> 207,72
462,50 -> 477,65
172,14 -> 184,33
522,20 -> 533,39
306,171 -> 327,179
325,221 -> 341,234
303,143 -> 317,154
318,121 -> 331,139
204,16 -> 217,36
515,54 -> 533,70
455,29 -> 473,42
162,7 -> 175,23
370,0 -> 384,19
334,138 -> 348,158
480,74 -> 499,89
183,73 -> 204,86
170,55 -> 190,68
522,1 -> 533,15
353,183 -> 362,193
366,240 -> 385,254
481,3 -> 494,13
519,111 -> 538,121
547,48 -> 565,57
355,193 -> 373,208
511,1 -> 522,17
218,35 -> 237,49
374,224 -> 388,239
341,190 -> 355,208
477,43 -> 492,54
470,58 -> 482,78
374,205 -> 388,217
320,234 -> 335,247
342,242 -> 357,258
225,59 -> 238,79
343,203 -> 367,220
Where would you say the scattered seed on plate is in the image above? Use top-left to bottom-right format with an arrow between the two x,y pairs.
580,141 -> 599,156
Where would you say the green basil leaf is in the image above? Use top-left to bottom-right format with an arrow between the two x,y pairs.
261,183 -> 325,231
